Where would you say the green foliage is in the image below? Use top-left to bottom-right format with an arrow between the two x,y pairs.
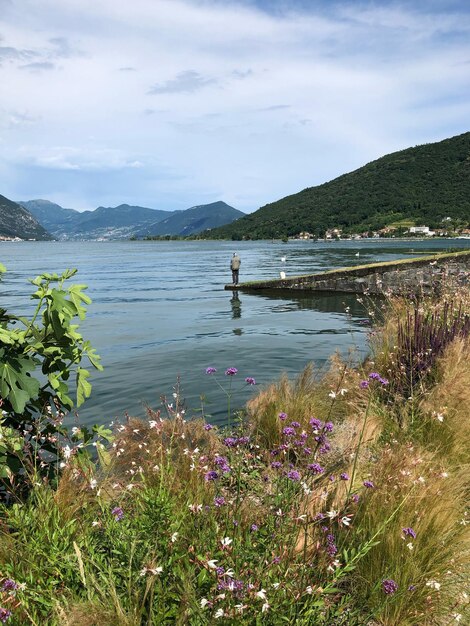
0,266 -> 103,481
206,132 -> 470,239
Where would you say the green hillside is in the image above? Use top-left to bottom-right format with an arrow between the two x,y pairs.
204,132 -> 470,240
0,194 -> 52,240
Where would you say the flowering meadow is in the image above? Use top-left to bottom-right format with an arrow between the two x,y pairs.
0,267 -> 469,625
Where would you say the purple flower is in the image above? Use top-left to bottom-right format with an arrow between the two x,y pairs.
205,367 -> 217,375
352,494 -> 360,503
216,566 -> 225,576
245,377 -> 256,385
324,422 -> 334,432
309,417 -> 323,430
368,372 -> 381,380
272,556 -> 281,564
111,506 -> 124,521
237,436 -> 250,445
214,456 -> 231,473
402,527 -> 416,539
340,473 -> 350,481
223,437 -> 238,448
307,463 -> 324,475
282,427 -> 296,437
0,609 -> 12,623
287,470 -> 301,481
363,480 -> 375,488
360,380 -> 370,389
250,524 -> 259,532
204,423 -> 214,431
271,461 -> 282,469
382,579 -> 398,595
205,470 -> 219,481
1,580 -> 17,592
225,367 -> 238,376
408,584 -> 417,592
290,421 -> 301,428
214,496 -> 225,507
278,412 -> 287,421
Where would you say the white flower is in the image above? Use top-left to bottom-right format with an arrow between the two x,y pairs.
91,520 -> 100,527
326,509 -> 338,519
341,516 -> 351,526
407,542 -> 414,551
149,420 -> 159,429
436,413 -> 444,422
426,580 -> 441,591
339,388 -> 348,395
89,478 -> 98,490
189,504 -> 203,514
262,602 -> 270,613
71,427 -> 81,436
305,586 -> 313,595
328,391 -> 337,399
214,608 -> 224,619
256,589 -> 267,600
271,582 -> 280,589
207,560 -> 218,569
453,614 -> 462,623
221,537 -> 232,547
171,532 -> 178,543
200,598 -> 209,608
140,566 -> 163,576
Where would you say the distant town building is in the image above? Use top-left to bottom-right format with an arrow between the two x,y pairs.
409,226 -> 435,236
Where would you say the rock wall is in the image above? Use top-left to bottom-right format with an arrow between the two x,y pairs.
229,251 -> 470,295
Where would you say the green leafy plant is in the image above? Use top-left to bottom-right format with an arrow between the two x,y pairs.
0,264 -> 103,482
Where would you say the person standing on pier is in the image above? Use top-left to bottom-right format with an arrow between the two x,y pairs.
230,252 -> 241,285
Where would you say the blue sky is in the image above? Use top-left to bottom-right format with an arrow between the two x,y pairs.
1,0 -> 469,212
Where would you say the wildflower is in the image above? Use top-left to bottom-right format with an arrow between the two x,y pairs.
207,560 -> 218,569
308,463 -> 324,474
363,480 -> 375,488
290,421 -> 301,428
402,527 -> 416,539
250,524 -> 259,532
407,542 -> 414,551
225,367 -> 238,376
305,586 -> 313,594
205,470 -> 219,481
223,437 -> 238,447
0,608 -> 12,623
89,478 -> 98,490
1,580 -> 17,592
256,589 -> 267,600
360,380 -> 369,389
221,537 -> 232,547
271,461 -> 282,469
245,377 -> 256,385
452,613 -> 462,622
171,532 -> 178,543
426,580 -> 441,591
328,391 -> 337,399
309,417 -> 323,430
278,412 -> 287,420
111,506 -> 124,521
200,598 -> 210,608
382,579 -> 398,595
340,473 -> 350,481
204,423 -> 214,430
205,367 -> 217,374
262,602 -> 270,613
287,470 -> 301,481
139,566 -> 163,576
324,421 -> 334,432
188,503 -> 203,514
214,608 -> 225,619
282,427 -> 296,437
408,584 -> 417,591
352,494 -> 360,503
214,496 -> 225,507
341,516 -> 352,526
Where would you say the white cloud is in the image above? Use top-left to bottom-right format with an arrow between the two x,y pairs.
0,0 -> 469,211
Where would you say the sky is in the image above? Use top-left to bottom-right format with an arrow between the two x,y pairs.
1,0 -> 470,213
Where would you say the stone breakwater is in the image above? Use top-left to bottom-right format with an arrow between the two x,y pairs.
225,250 -> 470,295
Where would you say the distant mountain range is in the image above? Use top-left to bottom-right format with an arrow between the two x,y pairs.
16,199 -> 244,240
205,132 -> 470,240
0,195 -> 52,240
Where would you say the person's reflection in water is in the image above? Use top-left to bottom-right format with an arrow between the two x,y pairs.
230,290 -> 242,319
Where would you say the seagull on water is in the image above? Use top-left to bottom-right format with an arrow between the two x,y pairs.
281,256 -> 286,262
355,252 -> 360,257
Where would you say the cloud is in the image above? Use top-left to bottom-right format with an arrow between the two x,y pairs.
20,61 -> 56,71
148,70 -> 217,94
0,0 -> 469,212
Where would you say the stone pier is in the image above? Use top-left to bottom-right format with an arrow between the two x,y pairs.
225,250 -> 470,295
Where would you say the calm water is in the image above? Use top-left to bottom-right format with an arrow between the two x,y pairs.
1,238 -> 468,426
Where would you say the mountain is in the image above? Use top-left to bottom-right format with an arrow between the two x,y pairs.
204,132 -> 470,240
0,194 -> 52,240
20,200 -> 175,240
138,201 -> 245,237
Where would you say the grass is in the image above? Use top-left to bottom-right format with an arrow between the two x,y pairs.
0,282 -> 469,625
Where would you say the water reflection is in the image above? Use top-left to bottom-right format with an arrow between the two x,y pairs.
230,290 -> 242,319
248,289 -> 372,318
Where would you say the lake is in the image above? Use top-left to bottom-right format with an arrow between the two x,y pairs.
1,238 -> 468,427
